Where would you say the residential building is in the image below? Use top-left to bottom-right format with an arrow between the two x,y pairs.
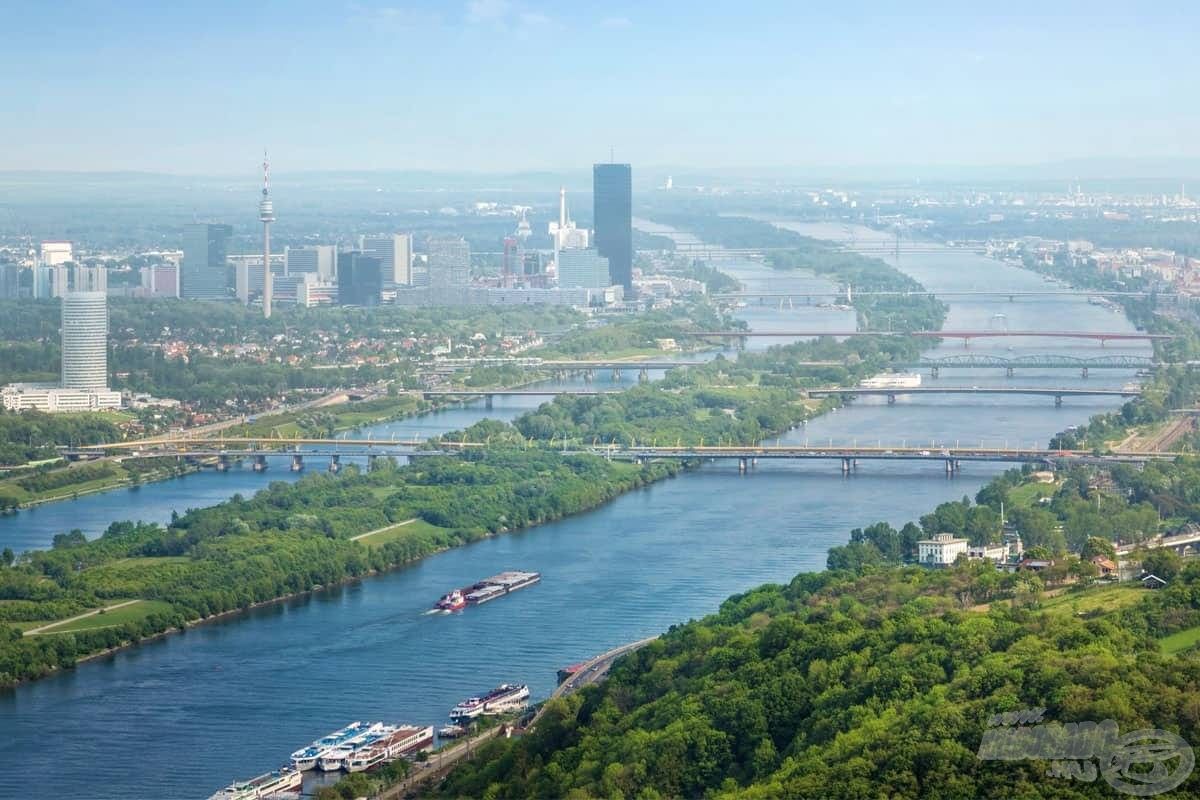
967,543 -> 1009,564
593,163 -> 633,290
362,234 -> 412,286
917,533 -> 969,566
0,263 -> 21,299
181,223 -> 233,300
337,251 -> 382,306
426,236 -> 470,288
140,264 -> 179,297
557,249 -> 612,289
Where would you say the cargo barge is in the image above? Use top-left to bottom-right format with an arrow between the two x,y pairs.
434,570 -> 540,611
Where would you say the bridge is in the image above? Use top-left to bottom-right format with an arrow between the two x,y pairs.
680,330 -> 1171,345
713,290 -> 1168,301
807,385 -> 1140,406
63,438 -> 1181,477
423,388 -> 622,408
899,354 -> 1161,377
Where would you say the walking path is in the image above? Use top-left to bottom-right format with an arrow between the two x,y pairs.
24,599 -> 142,635
350,518 -> 419,542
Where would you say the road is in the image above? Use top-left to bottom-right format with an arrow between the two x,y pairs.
379,636 -> 658,799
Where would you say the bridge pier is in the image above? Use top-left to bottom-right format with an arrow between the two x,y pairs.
945,459 -> 959,475
1055,395 -> 1063,407
612,368 -> 621,381
930,366 -> 939,379
252,454 -> 268,472
291,454 -> 304,472
739,457 -> 748,473
639,368 -> 648,382
887,393 -> 896,405
841,457 -> 850,474
328,454 -> 341,473
1006,366 -> 1014,378
216,454 -> 230,472
485,395 -> 494,410
1081,367 -> 1089,379
368,454 -> 380,471
584,369 -> 594,382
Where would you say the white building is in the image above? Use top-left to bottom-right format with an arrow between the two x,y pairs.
61,292 -> 109,390
40,241 -> 73,266
1,384 -> 121,412
557,249 -> 611,289
967,543 -> 1009,564
917,533 -> 969,566
548,187 -> 589,251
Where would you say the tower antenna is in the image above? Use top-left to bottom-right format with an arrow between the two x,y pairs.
259,148 -> 276,319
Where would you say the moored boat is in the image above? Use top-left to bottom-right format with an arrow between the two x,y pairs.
450,683 -> 530,720
345,725 -> 435,773
208,765 -> 302,800
290,721 -> 381,771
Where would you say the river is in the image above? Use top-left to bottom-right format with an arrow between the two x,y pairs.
0,224 -> 1150,799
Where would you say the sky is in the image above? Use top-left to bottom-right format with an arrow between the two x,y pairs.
4,0 -> 1200,174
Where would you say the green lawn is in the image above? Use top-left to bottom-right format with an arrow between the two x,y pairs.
24,599 -> 176,635
1007,480 -> 1059,508
353,519 -> 447,548
1037,583 -> 1145,618
1160,625 -> 1200,655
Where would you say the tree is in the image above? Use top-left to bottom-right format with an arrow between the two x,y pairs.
1,547 -> 12,567
1141,548 -> 1182,581
1080,537 -> 1116,560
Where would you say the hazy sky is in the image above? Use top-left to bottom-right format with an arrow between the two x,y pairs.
5,1 -> 1199,173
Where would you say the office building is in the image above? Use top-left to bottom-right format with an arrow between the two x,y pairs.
61,291 -> 109,389
71,265 -> 107,293
0,264 -> 22,299
140,264 -> 179,297
593,163 -> 633,290
426,236 -> 470,288
285,245 -> 337,280
557,249 -> 612,289
33,264 -> 69,299
362,234 -> 412,286
182,223 -> 233,300
40,241 -> 73,266
337,251 -> 383,306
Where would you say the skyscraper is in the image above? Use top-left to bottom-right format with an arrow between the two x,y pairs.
426,236 -> 471,288
181,223 -> 233,300
593,163 -> 632,290
61,291 -> 108,390
336,251 -> 383,306
362,234 -> 412,285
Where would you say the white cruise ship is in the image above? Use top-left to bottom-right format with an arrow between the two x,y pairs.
450,683 -> 531,720
208,765 -> 302,800
290,721 -> 381,771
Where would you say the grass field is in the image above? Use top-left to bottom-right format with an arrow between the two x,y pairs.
1007,480 -> 1059,508
1037,583 -> 1145,618
352,519 -> 447,548
23,599 -> 176,635
1160,625 -> 1200,655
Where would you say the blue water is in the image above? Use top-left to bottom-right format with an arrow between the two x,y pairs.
0,228 -> 1152,799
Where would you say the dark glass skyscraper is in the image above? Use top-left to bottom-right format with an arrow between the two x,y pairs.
592,163 -> 632,290
181,223 -> 233,300
336,251 -> 382,306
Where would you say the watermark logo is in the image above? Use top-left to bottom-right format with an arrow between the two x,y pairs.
978,709 -> 1194,796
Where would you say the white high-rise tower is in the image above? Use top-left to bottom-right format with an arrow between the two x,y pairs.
61,292 -> 108,389
259,150 -> 276,318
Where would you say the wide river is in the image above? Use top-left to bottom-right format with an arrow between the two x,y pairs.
0,224 -> 1150,799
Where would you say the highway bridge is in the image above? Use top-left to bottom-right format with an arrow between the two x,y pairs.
64,438 -> 1181,476
680,330 -> 1172,344
807,385 -> 1140,406
712,289 -> 1170,301
423,388 -> 622,408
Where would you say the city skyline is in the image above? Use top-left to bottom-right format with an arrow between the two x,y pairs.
5,2 -> 1200,173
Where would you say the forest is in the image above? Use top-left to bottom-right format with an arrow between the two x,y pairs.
434,562 -> 1200,799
